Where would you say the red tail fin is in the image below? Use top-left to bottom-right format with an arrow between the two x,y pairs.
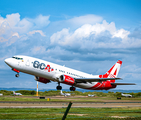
99,60 -> 122,82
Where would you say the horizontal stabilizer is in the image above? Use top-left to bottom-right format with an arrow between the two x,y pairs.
75,78 -> 122,83
111,83 -> 136,85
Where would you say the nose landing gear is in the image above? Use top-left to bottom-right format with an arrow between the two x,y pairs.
15,74 -> 19,77
12,68 -> 20,77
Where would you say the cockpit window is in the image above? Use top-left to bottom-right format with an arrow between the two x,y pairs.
12,57 -> 23,60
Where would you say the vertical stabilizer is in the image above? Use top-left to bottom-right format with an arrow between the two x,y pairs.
60,90 -> 62,94
99,60 -> 122,81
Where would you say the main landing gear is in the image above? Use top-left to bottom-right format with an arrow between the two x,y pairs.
56,82 -> 62,90
56,83 -> 76,91
70,86 -> 76,91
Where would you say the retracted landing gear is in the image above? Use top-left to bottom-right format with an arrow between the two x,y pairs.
56,82 -> 62,90
70,86 -> 76,91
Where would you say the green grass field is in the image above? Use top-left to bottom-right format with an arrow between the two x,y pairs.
0,90 -> 141,119
0,107 -> 141,119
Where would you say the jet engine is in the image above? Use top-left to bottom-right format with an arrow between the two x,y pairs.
59,75 -> 75,85
35,76 -> 51,84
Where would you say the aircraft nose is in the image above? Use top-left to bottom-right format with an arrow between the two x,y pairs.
4,58 -> 11,66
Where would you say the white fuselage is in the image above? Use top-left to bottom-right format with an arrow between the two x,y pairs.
5,55 -> 100,89
13,91 -> 22,96
121,93 -> 132,97
60,90 -> 71,96
5,55 -> 126,90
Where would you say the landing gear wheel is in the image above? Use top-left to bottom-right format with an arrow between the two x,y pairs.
56,86 -> 62,90
15,74 -> 19,77
70,87 -> 75,91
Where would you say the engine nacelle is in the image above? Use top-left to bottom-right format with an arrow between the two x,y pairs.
35,76 -> 51,84
59,75 -> 75,85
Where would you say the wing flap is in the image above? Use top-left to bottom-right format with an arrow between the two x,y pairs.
75,78 -> 122,83
111,83 -> 136,85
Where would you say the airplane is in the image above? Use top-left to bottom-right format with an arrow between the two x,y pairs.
121,93 -> 132,97
13,91 -> 22,96
60,90 -> 71,96
4,55 -> 135,91
88,94 -> 95,97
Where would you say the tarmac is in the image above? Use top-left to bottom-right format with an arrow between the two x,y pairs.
0,96 -> 141,108
0,101 -> 141,108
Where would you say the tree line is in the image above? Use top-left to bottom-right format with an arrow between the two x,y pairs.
0,90 -> 141,97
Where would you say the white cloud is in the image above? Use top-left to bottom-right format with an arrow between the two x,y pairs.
5,13 -> 20,27
122,64 -> 141,73
50,20 -> 117,46
67,14 -> 103,25
28,30 -> 46,36
34,14 -> 50,28
50,20 -> 141,49
12,32 -> 20,38
50,28 -> 70,45
112,29 -> 130,39
0,13 -> 20,27
16,18 -> 33,34
0,13 -> 50,44
47,14 -> 103,34
31,46 -> 46,54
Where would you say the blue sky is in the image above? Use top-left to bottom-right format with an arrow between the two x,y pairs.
0,0 -> 141,90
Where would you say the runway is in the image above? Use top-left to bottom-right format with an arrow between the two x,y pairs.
0,101 -> 141,108
1,96 -> 141,108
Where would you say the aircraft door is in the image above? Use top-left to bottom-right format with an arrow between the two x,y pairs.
26,59 -> 30,66
18,61 -> 20,66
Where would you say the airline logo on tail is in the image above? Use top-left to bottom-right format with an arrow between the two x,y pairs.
99,60 -> 122,80
89,60 -> 123,90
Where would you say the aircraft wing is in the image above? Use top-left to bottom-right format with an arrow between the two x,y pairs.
74,78 -> 122,83
111,83 -> 136,85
